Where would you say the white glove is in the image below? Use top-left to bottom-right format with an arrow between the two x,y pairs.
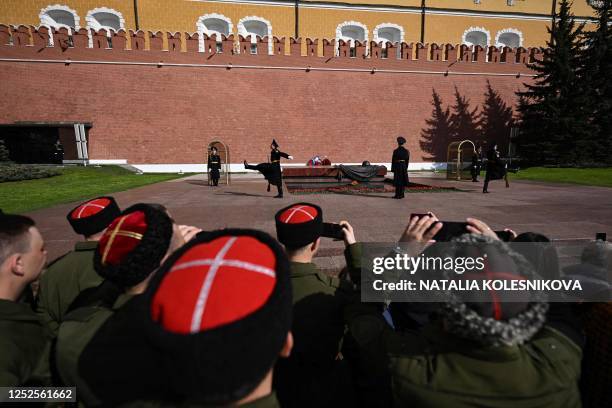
288,156 -> 294,160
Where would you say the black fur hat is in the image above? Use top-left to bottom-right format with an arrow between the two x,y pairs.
143,228 -> 292,405
67,196 -> 120,237
397,136 -> 407,145
93,203 -> 173,288
275,203 -> 323,250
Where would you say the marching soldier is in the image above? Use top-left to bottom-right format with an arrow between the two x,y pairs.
269,139 -> 293,198
483,143 -> 507,193
392,137 -> 410,199
244,139 -> 293,198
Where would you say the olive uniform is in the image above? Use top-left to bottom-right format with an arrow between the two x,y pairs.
55,293 -> 133,405
345,306 -> 582,408
36,241 -> 103,336
0,298 -> 51,386
275,244 -> 362,407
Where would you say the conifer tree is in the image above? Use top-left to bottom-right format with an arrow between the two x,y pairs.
582,0 -> 612,165
449,87 -> 479,143
0,140 -> 10,162
516,0 -> 592,165
420,89 -> 452,161
479,81 -> 514,152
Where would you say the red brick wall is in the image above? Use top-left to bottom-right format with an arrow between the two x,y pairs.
0,28 -> 534,164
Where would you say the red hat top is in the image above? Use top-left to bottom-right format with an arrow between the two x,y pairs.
98,211 -> 147,266
66,196 -> 121,236
275,202 -> 323,249
151,235 -> 277,334
277,204 -> 320,225
70,197 -> 112,219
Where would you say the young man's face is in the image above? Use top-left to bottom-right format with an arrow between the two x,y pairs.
19,227 -> 47,282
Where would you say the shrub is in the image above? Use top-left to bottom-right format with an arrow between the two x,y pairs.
0,164 -> 61,183
0,140 -> 10,162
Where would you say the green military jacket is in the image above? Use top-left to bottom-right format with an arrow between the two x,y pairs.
55,293 -> 133,406
347,306 -> 583,408
288,242 -> 361,359
37,241 -> 103,336
274,243 -> 361,407
0,298 -> 50,386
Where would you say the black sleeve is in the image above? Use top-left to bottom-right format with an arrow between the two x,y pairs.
279,151 -> 290,159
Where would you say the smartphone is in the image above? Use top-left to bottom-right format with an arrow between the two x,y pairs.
596,232 -> 607,241
322,222 -> 344,240
495,230 -> 513,242
410,214 -> 468,242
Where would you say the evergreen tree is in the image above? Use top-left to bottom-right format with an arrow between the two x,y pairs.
582,0 -> 612,165
479,81 -> 514,152
449,87 -> 479,142
420,89 -> 452,161
0,140 -> 10,162
516,0 -> 592,165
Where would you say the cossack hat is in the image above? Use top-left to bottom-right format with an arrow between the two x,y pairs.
94,203 -> 173,288
397,136 -> 407,145
144,228 -> 292,405
67,196 -> 121,237
275,203 -> 323,249
440,234 -> 548,347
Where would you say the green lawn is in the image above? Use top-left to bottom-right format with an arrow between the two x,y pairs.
509,167 -> 612,188
0,165 -> 186,214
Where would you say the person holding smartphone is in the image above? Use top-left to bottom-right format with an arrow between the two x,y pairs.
274,202 -> 361,407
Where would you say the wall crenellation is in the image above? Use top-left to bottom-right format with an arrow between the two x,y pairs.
0,24 -> 547,65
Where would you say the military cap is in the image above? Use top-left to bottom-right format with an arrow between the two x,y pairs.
275,203 -> 323,249
144,228 -> 292,405
67,196 -> 121,237
94,203 -> 173,288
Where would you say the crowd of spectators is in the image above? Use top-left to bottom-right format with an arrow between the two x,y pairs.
0,197 -> 610,407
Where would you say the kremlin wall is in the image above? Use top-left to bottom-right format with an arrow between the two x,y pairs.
0,25 -> 539,172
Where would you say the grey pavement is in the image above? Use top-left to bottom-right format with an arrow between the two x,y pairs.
27,175 -> 612,272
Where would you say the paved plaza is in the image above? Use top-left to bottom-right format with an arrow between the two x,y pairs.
29,174 -> 612,272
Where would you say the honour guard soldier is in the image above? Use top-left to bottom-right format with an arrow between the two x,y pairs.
392,137 -> 410,199
471,145 -> 483,182
269,139 -> 293,198
208,146 -> 222,187
37,196 -> 120,336
483,143 -> 506,193
244,139 -> 293,198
